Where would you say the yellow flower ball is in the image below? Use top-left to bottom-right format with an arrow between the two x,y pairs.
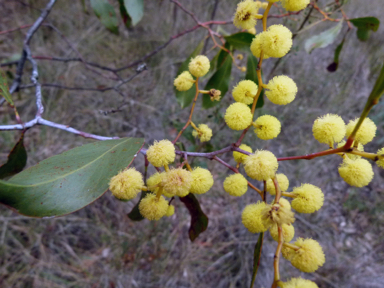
254,115 -> 281,140
250,32 -> 270,59
312,114 -> 346,145
337,140 -> 364,160
165,204 -> 175,217
139,193 -> 169,220
283,277 -> 319,288
189,55 -> 210,78
192,124 -> 212,142
277,197 -> 291,210
233,0 -> 259,30
282,245 -> 294,261
109,168 -> 144,200
233,144 -> 252,163
269,223 -> 295,242
266,173 -> 289,195
162,168 -> 192,197
146,140 -> 175,167
262,203 -> 295,227
265,75 -> 297,105
281,0 -> 310,12
262,25 -> 292,58
190,167 -> 214,194
291,184 -> 324,213
244,150 -> 278,181
223,173 -> 248,197
377,148 -> 384,169
290,238 -> 325,273
232,80 -> 258,105
224,102 -> 253,131
242,201 -> 269,233
338,158 -> 373,187
345,117 -> 377,145
147,172 -> 163,192
174,71 -> 194,91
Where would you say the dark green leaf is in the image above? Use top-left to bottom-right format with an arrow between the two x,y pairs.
327,38 -> 345,72
217,42 -> 231,68
0,134 -> 27,179
250,233 -> 264,288
127,190 -> 149,221
224,32 -> 254,52
350,17 -> 380,41
123,0 -> 144,26
245,54 -> 264,108
174,40 -> 205,108
179,193 -> 208,242
203,55 -> 233,109
0,68 -> 13,107
118,0 -> 132,28
90,0 -> 119,34
304,20 -> 343,53
0,138 -> 143,217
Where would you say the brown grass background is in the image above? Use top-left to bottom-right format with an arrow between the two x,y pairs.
0,0 -> 384,287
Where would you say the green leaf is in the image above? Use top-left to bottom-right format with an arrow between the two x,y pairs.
245,54 -> 264,109
174,40 -> 205,109
350,17 -> 380,41
368,63 -> 384,104
250,233 -> 264,288
0,138 -> 143,217
203,55 -> 233,109
217,42 -> 231,68
0,133 -> 27,179
327,37 -> 345,72
224,32 -> 254,52
90,0 -> 119,34
304,20 -> 343,54
179,193 -> 208,242
118,0 -> 132,28
123,0 -> 144,26
173,121 -> 196,144
0,68 -> 13,107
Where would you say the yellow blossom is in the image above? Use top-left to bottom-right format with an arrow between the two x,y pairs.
233,0 -> 259,30
345,117 -> 377,145
244,150 -> 278,181
162,168 -> 192,197
174,71 -> 194,91
289,238 -> 325,273
223,173 -> 248,197
109,168 -> 144,200
242,201 -> 269,233
146,140 -> 175,167
262,24 -> 292,58
283,277 -> 319,288
281,0 -> 310,12
233,144 -> 252,163
291,184 -> 324,213
232,80 -> 258,105
377,148 -> 384,168
338,158 -> 373,187
165,204 -> 175,217
190,167 -> 214,194
224,102 -> 253,130
269,223 -> 295,242
261,203 -> 295,227
250,32 -> 270,59
189,55 -> 210,78
139,193 -> 169,220
266,173 -> 289,195
253,115 -> 281,140
265,75 -> 297,105
192,124 -> 212,142
312,114 -> 346,145
337,140 -> 364,160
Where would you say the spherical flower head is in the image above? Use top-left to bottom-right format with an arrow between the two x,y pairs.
262,25 -> 292,58
276,197 -> 291,210
242,201 -> 269,233
139,193 -> 169,220
345,117 -> 377,145
291,184 -> 324,213
188,55 -> 210,78
282,245 -> 294,261
265,75 -> 297,105
174,71 -> 194,91
338,158 -> 373,187
147,172 -> 173,197
261,203 -> 295,227
244,150 -> 278,181
192,124 -> 212,142
233,144 -> 252,163
232,80 -> 258,105
224,102 -> 253,131
223,173 -> 248,197
312,114 -> 346,145
146,140 -> 175,167
162,168 -> 192,197
190,167 -> 214,194
283,277 -> 319,288
233,0 -> 259,30
165,204 -> 175,217
254,115 -> 281,140
290,238 -> 325,273
266,174 -> 289,195
337,140 -> 364,160
109,168 -> 144,200
377,148 -> 384,169
281,0 -> 310,12
250,32 -> 270,59
269,223 -> 295,242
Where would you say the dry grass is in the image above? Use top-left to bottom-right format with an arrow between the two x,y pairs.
0,0 -> 384,287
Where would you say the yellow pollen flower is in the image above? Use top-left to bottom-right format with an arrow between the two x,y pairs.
242,201 -> 269,233
281,0 -> 310,12
283,277 -> 319,288
266,173 -> 289,195
146,140 -> 175,167
337,140 -> 364,160
109,167 -> 144,200
192,124 -> 213,142
139,193 -> 168,221
189,55 -> 210,78
377,148 -> 384,168
190,167 -> 214,194
253,115 -> 281,140
223,173 -> 248,197
174,71 -> 194,91
276,197 -> 291,210
261,203 -> 295,227
269,223 -> 295,242
338,158 -> 373,187
289,238 -> 325,273
224,102 -> 253,131
345,117 -> 377,145
265,75 -> 297,105
250,32 -> 270,59
165,204 -> 175,217
233,0 -> 259,30
244,150 -> 278,181
232,80 -> 258,105
233,143 -> 252,163
312,114 -> 346,145
262,24 -> 292,58
291,184 -> 324,213
162,168 -> 192,197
